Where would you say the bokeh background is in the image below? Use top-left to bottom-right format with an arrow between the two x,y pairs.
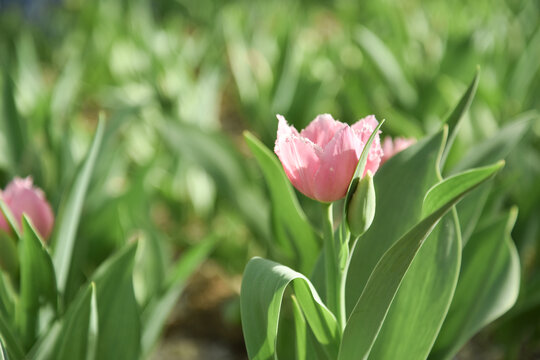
0,0 -> 539,358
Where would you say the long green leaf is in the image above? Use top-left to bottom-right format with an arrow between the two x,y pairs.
244,131 -> 318,273
339,161 -> 503,360
451,115 -> 531,246
141,236 -> 216,357
430,209 -> 520,360
159,121 -> 270,246
16,216 -> 57,349
0,315 -> 24,360
422,162 -> 505,218
0,337 -> 7,360
241,257 -> 340,360
355,26 -> 417,108
55,284 -> 97,360
368,211 -> 460,360
346,129 -> 446,313
440,68 -> 480,167
1,68 -> 27,173
53,118 -> 105,295
91,242 -> 140,360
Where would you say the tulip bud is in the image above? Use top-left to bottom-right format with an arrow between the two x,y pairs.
0,177 -> 55,241
347,171 -> 376,236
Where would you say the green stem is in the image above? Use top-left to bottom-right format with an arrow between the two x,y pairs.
322,203 -> 338,317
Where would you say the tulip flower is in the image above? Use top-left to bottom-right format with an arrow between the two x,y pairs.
381,136 -> 416,164
274,114 -> 382,203
0,177 -> 55,241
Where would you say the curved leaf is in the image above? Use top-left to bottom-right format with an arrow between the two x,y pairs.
53,117 -> 105,296
16,217 -> 57,349
241,257 -> 339,360
339,161 -> 504,360
244,132 -> 318,273
346,129 -> 446,313
91,242 -> 140,360
440,68 -> 480,167
430,209 -> 520,360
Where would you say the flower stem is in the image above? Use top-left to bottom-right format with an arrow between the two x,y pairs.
322,203 -> 339,318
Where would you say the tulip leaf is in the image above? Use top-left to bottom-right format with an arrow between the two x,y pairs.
0,199 -> 22,240
366,163 -> 502,360
368,212 -> 460,360
422,162 -> 504,218
430,209 -> 520,360
244,131 -> 318,274
451,115 -> 531,246
241,257 -> 340,360
53,117 -> 105,297
91,242 -> 140,360
0,315 -> 24,360
339,160 -> 503,360
0,232 -> 18,282
0,274 -> 15,322
141,236 -> 216,357
344,120 -> 384,232
55,283 -> 98,360
16,216 -> 57,349
1,67 -> 28,174
0,337 -> 7,360
346,129 -> 446,312
440,68 -> 480,167
291,295 -> 307,360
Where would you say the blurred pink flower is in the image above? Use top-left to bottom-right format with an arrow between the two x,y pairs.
0,177 -> 54,241
381,137 -> 416,164
274,114 -> 382,202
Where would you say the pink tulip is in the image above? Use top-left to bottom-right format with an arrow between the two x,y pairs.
274,114 -> 383,203
0,177 -> 55,241
381,137 -> 416,164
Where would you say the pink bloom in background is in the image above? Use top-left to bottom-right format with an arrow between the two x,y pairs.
381,137 -> 416,164
274,114 -> 383,203
0,177 -> 55,241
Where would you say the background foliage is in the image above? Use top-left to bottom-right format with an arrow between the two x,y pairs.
0,0 -> 538,358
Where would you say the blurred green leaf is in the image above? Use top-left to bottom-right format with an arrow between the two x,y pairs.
431,209 -> 520,359
451,114 -> 532,174
1,69 -> 27,174
0,336 -> 7,360
0,274 -> 15,322
0,232 -> 18,281
0,315 -> 24,360
53,118 -> 105,297
160,121 -> 270,243
0,199 -> 21,240
141,236 -> 216,357
91,242 -> 140,360
55,283 -> 98,360
15,216 -> 57,349
244,131 -> 318,273
241,257 -> 340,360
339,161 -> 503,360
355,26 -> 417,108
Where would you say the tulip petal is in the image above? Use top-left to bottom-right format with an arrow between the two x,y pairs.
275,115 -> 322,198
300,114 -> 346,148
352,115 -> 383,176
2,177 -> 55,240
313,126 -> 361,202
